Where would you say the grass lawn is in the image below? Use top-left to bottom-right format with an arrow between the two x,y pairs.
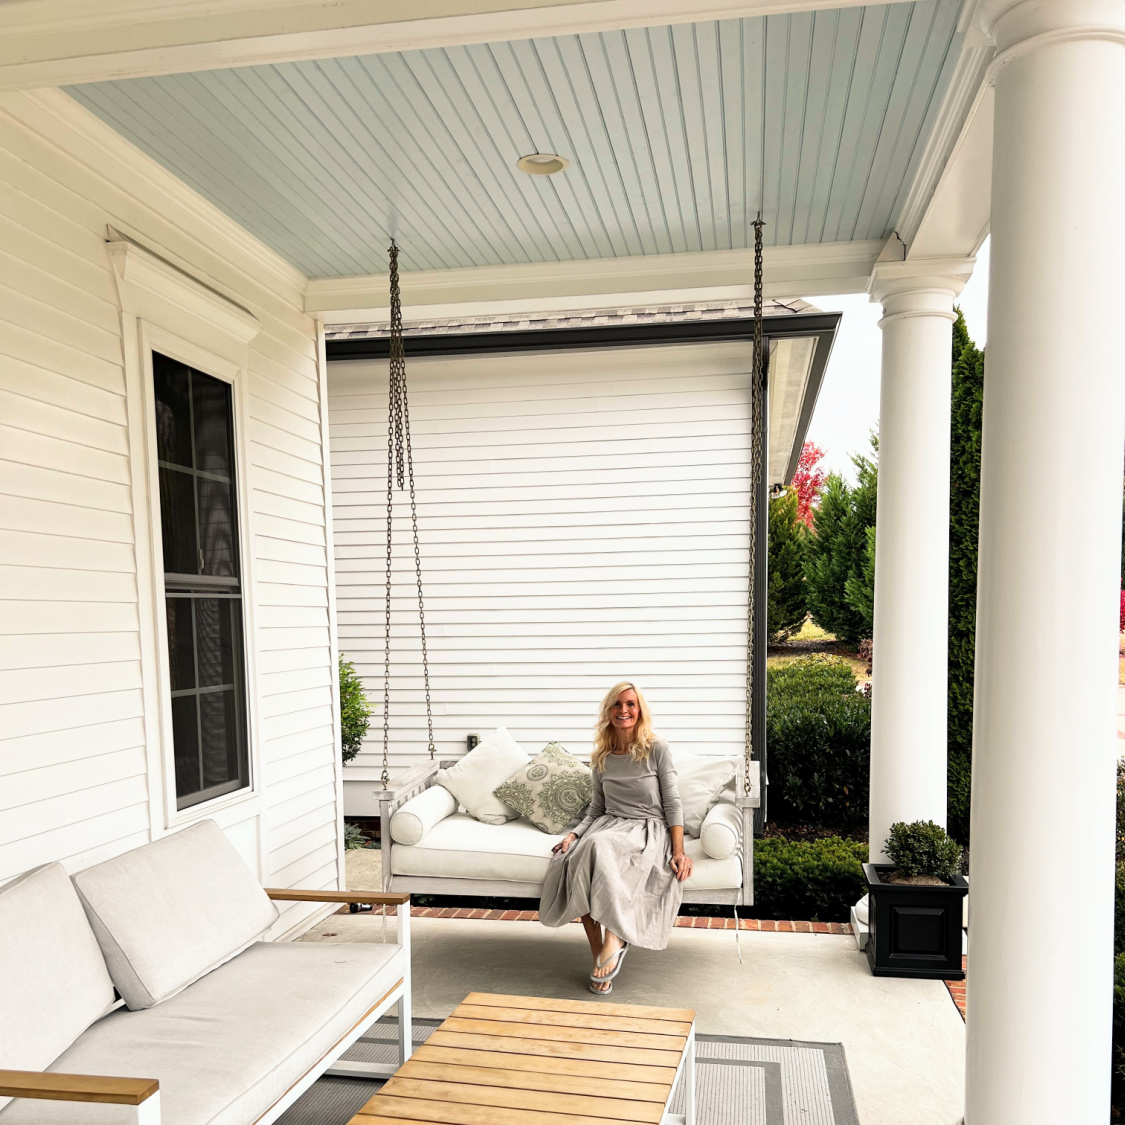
767,618 -> 869,682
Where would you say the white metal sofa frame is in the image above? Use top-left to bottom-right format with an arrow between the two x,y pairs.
377,760 -> 760,907
0,889 -> 412,1125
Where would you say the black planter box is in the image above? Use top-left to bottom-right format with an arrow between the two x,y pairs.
863,863 -> 967,979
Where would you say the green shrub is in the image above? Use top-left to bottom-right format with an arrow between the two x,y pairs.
884,820 -> 962,880
804,438 -> 878,646
768,488 -> 808,640
344,821 -> 366,850
753,836 -> 868,922
767,655 -> 871,831
948,311 -> 985,845
339,655 -> 372,764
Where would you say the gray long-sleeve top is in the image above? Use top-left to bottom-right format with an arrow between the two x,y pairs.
572,738 -> 683,837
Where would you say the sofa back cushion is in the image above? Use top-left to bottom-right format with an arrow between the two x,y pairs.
0,863 -> 117,1108
71,820 -> 278,1010
435,727 -> 529,825
675,756 -> 738,836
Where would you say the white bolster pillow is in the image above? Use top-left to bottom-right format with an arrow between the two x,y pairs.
699,801 -> 742,860
390,785 -> 458,846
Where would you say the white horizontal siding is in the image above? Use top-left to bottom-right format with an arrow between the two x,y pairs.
328,343 -> 756,777
0,93 -> 339,915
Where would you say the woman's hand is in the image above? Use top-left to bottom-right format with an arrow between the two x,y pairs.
670,852 -> 693,882
552,833 -> 578,854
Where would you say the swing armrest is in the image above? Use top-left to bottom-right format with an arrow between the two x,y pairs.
376,760 -> 441,807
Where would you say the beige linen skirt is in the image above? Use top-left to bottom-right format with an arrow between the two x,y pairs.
538,815 -> 683,950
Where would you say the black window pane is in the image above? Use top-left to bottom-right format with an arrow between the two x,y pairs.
159,468 -> 198,575
198,478 -> 237,577
192,371 -> 233,480
199,689 -> 239,790
166,598 -> 195,690
153,356 -> 193,467
171,695 -> 201,798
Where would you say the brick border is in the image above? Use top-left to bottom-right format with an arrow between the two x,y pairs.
944,957 -> 967,1020
353,905 -> 851,934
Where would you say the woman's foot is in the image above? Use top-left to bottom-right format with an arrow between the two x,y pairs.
580,914 -> 609,991
592,930 -> 626,979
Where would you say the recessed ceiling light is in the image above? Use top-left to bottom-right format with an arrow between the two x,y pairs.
516,152 -> 569,175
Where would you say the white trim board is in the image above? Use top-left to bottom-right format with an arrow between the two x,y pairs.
307,240 -> 886,322
2,0 -> 923,91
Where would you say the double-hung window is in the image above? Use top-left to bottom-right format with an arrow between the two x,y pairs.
152,352 -> 250,809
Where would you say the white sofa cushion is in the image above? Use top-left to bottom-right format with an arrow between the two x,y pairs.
675,756 -> 737,836
391,813 -> 561,883
0,864 -> 117,1113
435,727 -> 529,825
390,812 -> 742,891
0,940 -> 404,1125
71,820 -> 278,1010
699,801 -> 742,860
390,784 -> 457,845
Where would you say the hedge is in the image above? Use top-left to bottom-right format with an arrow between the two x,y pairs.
753,836 -> 868,922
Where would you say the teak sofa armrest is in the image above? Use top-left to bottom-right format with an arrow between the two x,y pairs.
0,1070 -> 159,1106
264,889 -> 410,906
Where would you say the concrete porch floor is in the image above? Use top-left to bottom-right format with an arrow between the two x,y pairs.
301,901 -> 964,1125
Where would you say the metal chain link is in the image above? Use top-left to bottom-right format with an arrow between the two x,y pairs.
745,216 -> 766,797
382,241 -> 435,787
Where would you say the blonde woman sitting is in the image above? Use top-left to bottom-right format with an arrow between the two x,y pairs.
539,681 -> 692,994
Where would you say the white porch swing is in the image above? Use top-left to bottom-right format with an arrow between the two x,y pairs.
369,238 -> 763,909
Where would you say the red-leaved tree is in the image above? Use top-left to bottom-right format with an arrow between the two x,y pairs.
792,441 -> 827,527
1119,588 -> 1125,633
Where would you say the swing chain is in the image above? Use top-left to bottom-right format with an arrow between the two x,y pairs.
382,241 -> 435,790
745,216 -> 766,797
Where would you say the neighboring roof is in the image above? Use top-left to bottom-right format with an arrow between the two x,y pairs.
325,298 -> 816,341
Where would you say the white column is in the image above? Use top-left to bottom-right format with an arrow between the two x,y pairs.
966,1 -> 1125,1121
867,261 -> 973,862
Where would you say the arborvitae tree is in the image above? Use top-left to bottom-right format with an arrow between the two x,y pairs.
947,310 -> 984,843
805,436 -> 879,646
768,487 -> 808,640
844,525 -> 876,638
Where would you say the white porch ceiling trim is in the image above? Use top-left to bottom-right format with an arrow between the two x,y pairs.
0,88 -> 307,304
2,0 -> 920,91
305,240 -> 885,322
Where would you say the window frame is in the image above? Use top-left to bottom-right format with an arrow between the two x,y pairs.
110,235 -> 264,839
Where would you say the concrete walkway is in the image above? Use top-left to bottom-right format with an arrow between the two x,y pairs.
302,909 -> 964,1125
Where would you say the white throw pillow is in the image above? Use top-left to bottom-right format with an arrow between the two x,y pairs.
675,756 -> 737,836
436,727 -> 529,824
391,784 -> 458,845
699,801 -> 742,859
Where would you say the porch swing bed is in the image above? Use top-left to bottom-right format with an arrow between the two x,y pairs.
361,241 -> 771,910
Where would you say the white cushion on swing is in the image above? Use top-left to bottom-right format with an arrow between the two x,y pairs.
675,756 -> 738,836
699,802 -> 742,860
390,784 -> 458,846
390,811 -> 743,891
391,813 -> 562,883
435,727 -> 529,825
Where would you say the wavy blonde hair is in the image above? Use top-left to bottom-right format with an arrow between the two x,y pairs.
591,681 -> 656,772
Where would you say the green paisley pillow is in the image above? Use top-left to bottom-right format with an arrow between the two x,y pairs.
493,742 -> 592,834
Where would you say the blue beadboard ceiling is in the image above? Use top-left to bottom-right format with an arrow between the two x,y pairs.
68,1 -> 961,278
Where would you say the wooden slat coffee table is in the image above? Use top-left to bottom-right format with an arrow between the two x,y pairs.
348,991 -> 696,1125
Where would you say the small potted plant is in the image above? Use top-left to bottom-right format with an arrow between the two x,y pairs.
864,820 -> 967,979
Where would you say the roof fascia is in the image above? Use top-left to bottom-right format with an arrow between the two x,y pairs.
1,0 -> 917,92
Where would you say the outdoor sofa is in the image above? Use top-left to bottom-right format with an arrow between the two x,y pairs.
0,820 -> 410,1125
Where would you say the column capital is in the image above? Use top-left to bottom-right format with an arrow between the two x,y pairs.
979,0 -> 1125,66
867,257 -> 975,323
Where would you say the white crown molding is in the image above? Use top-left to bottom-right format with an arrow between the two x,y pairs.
305,239 -> 886,321
0,88 -> 308,306
0,0 -> 918,91
108,234 -> 260,347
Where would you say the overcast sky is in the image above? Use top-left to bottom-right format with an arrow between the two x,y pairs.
803,238 -> 991,482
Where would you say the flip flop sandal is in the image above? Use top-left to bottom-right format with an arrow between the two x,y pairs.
590,942 -> 630,982
589,979 -> 613,996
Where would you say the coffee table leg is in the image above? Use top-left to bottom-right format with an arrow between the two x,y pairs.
685,1021 -> 696,1125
